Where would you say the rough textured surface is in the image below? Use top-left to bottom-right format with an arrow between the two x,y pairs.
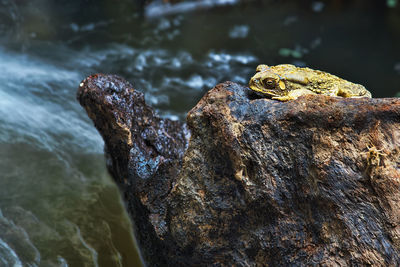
77,74 -> 189,265
78,74 -> 400,266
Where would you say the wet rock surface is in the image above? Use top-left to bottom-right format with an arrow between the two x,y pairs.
78,74 -> 400,266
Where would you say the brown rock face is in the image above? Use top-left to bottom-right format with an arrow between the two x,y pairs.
77,74 -> 189,265
78,74 -> 400,266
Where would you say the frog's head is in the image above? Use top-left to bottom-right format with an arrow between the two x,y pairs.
249,65 -> 287,97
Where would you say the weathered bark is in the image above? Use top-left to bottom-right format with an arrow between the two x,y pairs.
78,74 -> 400,266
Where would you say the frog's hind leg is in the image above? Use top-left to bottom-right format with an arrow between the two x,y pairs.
336,84 -> 372,98
328,84 -> 356,97
336,87 -> 359,98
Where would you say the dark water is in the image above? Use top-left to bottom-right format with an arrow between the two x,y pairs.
0,0 -> 399,266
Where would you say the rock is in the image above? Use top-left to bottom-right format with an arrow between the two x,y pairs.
78,74 -> 400,266
77,74 -> 189,265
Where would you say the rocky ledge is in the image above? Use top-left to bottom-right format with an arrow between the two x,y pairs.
78,74 -> 400,266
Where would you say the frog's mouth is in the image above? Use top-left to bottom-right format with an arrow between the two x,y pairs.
252,86 -> 281,97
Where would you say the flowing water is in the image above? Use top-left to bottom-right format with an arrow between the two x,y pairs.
0,0 -> 399,266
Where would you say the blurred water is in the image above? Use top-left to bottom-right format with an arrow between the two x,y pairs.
0,0 -> 399,266
0,45 -> 141,266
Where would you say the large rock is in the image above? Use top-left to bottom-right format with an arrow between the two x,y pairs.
77,74 -> 400,266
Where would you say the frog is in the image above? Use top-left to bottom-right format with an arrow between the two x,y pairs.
249,64 -> 372,101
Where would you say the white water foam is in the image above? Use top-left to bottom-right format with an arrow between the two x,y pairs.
0,238 -> 23,267
145,0 -> 239,18
0,48 -> 103,154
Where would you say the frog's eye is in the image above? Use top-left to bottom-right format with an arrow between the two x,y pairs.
262,79 -> 276,89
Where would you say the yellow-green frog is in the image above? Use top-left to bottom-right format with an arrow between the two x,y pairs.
249,64 -> 372,101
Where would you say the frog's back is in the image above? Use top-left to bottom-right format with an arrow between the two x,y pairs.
274,64 -> 370,97
271,64 -> 339,80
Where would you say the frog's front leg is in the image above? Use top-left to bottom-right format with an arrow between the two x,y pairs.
272,88 -> 316,101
